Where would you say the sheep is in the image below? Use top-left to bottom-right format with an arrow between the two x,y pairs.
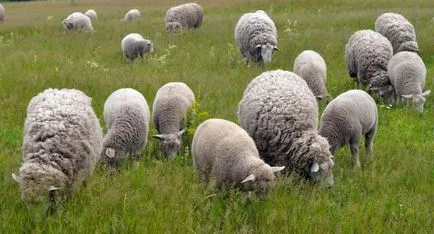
11,89 -> 103,207
164,3 -> 203,33
123,9 -> 140,22
62,12 -> 93,32
0,4 -> 5,23
84,9 -> 97,21
238,70 -> 334,187
121,33 -> 153,62
387,51 -> 431,113
319,90 -> 378,168
101,88 -> 150,169
375,12 -> 419,54
234,10 -> 278,65
293,50 -> 331,102
345,29 -> 394,104
152,82 -> 195,159
192,118 -> 284,198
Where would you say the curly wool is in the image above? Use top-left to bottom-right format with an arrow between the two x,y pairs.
123,9 -> 140,22
0,4 -> 4,23
121,33 -> 153,62
164,3 -> 203,32
375,12 -> 419,53
62,12 -> 93,32
18,88 -> 103,201
84,9 -> 97,21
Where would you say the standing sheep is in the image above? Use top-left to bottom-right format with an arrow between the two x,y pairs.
123,9 -> 141,22
375,12 -> 419,54
238,70 -> 334,187
293,50 -> 331,102
319,90 -> 378,168
387,51 -> 431,113
121,33 -> 153,62
152,82 -> 195,159
84,9 -> 97,21
62,12 -> 93,32
192,118 -> 284,198
345,29 -> 394,104
12,89 -> 103,206
0,4 -> 5,24
235,10 -> 279,65
101,88 -> 150,169
164,3 -> 203,33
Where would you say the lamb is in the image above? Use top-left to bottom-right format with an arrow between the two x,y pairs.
62,12 -> 93,32
345,29 -> 394,104
123,9 -> 140,22
0,4 -> 5,23
235,10 -> 278,65
293,50 -> 331,102
387,51 -> 431,113
101,88 -> 150,169
84,9 -> 97,21
319,90 -> 378,168
121,33 -> 153,62
164,3 -> 203,33
238,70 -> 334,187
192,118 -> 284,198
12,89 -> 103,206
375,12 -> 419,54
152,82 -> 195,159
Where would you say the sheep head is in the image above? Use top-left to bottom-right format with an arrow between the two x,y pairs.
153,129 -> 185,159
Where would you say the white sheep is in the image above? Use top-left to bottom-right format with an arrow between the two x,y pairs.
192,118 -> 284,198
12,89 -> 103,205
387,51 -> 431,113
375,12 -> 419,54
152,82 -> 195,159
101,88 -> 150,169
345,29 -> 394,104
123,9 -> 140,22
164,3 -> 203,33
293,50 -> 331,101
235,10 -> 278,64
0,4 -> 5,23
319,90 -> 378,168
121,33 -> 153,62
238,70 -> 334,187
62,12 -> 93,32
84,9 -> 97,21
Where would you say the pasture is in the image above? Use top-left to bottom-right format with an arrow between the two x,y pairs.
0,0 -> 433,232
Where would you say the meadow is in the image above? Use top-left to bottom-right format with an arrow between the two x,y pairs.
0,0 -> 433,233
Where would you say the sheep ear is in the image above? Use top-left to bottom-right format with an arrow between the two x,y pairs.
241,174 -> 256,183
273,46 -> 279,52
401,94 -> 413,99
422,90 -> 431,96
152,134 -> 165,140
105,148 -> 115,158
177,129 -> 186,137
271,166 -> 285,173
255,44 -> 262,49
316,95 -> 324,100
49,186 -> 60,191
12,173 -> 21,183
311,162 -> 320,172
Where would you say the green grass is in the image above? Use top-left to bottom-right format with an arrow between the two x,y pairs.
1,0 -> 433,233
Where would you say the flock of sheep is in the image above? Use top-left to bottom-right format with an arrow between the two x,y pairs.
2,2 -> 431,208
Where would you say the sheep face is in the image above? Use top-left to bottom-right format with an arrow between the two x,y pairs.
62,20 -> 73,30
241,165 -> 284,199
166,22 -> 182,33
153,129 -> 185,159
255,43 -> 278,64
402,90 -> 431,113
309,158 -> 334,187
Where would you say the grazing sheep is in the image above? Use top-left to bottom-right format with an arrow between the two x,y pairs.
121,33 -> 153,62
152,82 -> 195,159
387,51 -> 431,113
123,9 -> 141,22
238,70 -> 334,187
12,89 -> 103,205
84,9 -> 97,21
293,50 -> 331,102
319,90 -> 378,168
0,4 -> 5,23
164,3 -> 203,33
62,12 -> 93,32
375,12 -> 419,54
235,10 -> 278,65
101,88 -> 150,169
192,118 -> 284,198
345,29 -> 394,104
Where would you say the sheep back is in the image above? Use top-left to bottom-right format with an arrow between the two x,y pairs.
123,9 -> 140,22
165,3 -> 203,32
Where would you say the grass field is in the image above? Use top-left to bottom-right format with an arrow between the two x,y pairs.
0,0 -> 433,233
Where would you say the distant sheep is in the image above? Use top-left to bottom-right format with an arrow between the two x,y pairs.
345,29 -> 394,104
152,82 -> 195,159
121,33 -> 153,62
123,9 -> 141,22
84,9 -> 97,21
101,88 -> 150,169
293,50 -> 331,101
164,3 -> 203,33
387,51 -> 431,113
319,90 -> 378,168
0,4 -> 5,23
12,89 -> 103,205
62,12 -> 93,32
192,118 -> 284,198
375,12 -> 419,54
235,10 -> 278,64
238,70 -> 334,187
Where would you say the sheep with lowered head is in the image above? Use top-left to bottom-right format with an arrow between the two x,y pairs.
238,70 -> 334,187
123,9 -> 140,22
164,3 -> 203,33
84,9 -> 97,21
62,12 -> 93,32
192,118 -> 284,198
121,33 -> 153,62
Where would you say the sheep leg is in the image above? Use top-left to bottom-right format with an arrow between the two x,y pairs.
365,126 -> 376,158
349,136 -> 361,168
